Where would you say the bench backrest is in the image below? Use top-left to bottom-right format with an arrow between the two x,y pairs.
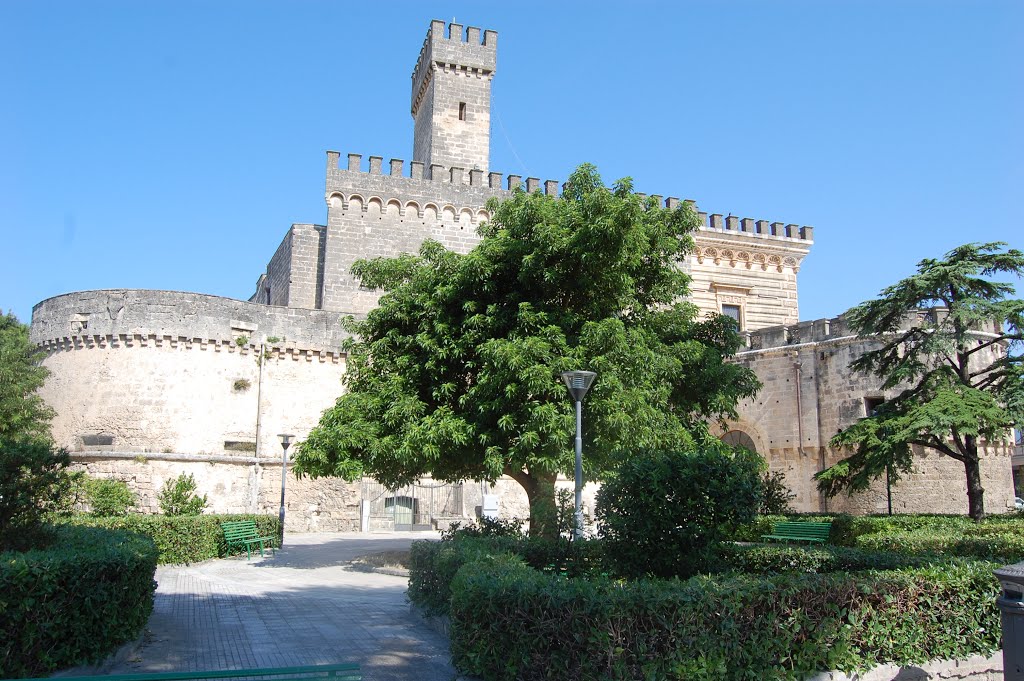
17,663 -> 362,681
771,521 -> 832,540
221,520 -> 260,542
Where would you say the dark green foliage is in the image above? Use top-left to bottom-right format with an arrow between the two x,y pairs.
408,536 -> 606,616
0,524 -> 158,677
818,242 -> 1024,520
595,446 -> 762,578
0,440 -> 79,551
85,477 -> 136,516
447,556 -> 1000,681
0,312 -> 54,444
295,165 -> 760,537
157,473 -> 208,516
65,513 -> 280,564
440,515 -> 525,541
760,470 -> 796,515
715,543 -> 927,574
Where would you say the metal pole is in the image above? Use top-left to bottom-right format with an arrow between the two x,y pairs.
574,399 -> 583,540
279,440 -> 290,546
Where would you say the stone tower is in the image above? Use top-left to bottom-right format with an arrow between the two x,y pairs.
411,19 -> 497,173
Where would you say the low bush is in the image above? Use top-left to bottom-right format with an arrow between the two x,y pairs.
856,528 -> 1024,561
65,513 -> 280,564
0,440 -> 79,551
595,446 -> 762,579
157,473 -> 208,516
0,524 -> 158,677
408,536 -> 605,616
715,543 -> 926,574
85,477 -> 136,516
448,556 -> 1001,681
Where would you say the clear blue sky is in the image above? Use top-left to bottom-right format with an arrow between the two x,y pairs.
2,1 -> 1021,325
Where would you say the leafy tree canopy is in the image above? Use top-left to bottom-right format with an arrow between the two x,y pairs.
294,164 -> 760,536
817,242 -> 1024,519
0,311 -> 53,444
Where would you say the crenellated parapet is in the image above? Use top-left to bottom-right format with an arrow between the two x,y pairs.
411,20 -> 497,118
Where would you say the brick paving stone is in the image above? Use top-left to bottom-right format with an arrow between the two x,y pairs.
106,532 -> 462,681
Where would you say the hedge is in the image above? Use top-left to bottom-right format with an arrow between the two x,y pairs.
448,556 -> 1001,681
0,525 -> 158,677
714,543 -> 929,574
729,513 -> 1024,558
409,537 -> 604,616
65,513 -> 280,564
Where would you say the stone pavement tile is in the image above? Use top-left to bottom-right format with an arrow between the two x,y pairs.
106,533 -> 460,681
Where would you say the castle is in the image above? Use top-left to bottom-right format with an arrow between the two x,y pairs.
29,21 -> 1018,530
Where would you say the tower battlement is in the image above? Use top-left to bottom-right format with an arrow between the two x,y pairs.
411,20 -> 497,116
411,21 -> 497,173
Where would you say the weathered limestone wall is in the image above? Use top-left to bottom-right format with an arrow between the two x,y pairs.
723,316 -> 1018,514
72,454 -> 361,532
687,215 -> 812,331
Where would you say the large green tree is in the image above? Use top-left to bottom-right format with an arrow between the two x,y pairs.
0,311 -> 53,443
816,242 -> 1024,520
294,165 -> 760,536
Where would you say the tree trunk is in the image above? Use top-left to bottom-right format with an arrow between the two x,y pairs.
503,466 -> 558,539
963,437 -> 985,521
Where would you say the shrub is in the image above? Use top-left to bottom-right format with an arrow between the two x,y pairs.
157,473 -> 208,516
714,543 -> 927,574
0,524 -> 158,677
595,446 -> 762,578
85,477 -> 136,516
440,515 -> 524,541
448,556 -> 1001,681
408,535 -> 606,616
65,513 -> 279,564
760,470 -> 796,515
0,440 -> 79,550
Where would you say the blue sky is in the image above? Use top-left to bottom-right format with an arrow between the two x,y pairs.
2,1 -> 1021,325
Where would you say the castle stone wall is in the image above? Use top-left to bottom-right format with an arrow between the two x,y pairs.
722,316 -> 1018,514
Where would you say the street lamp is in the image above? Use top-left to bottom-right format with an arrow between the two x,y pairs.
560,370 -> 596,539
277,434 -> 295,547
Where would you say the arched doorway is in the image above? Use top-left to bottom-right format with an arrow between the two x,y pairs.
721,429 -> 758,453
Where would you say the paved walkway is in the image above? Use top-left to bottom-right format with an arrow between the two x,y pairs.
106,532 -> 461,681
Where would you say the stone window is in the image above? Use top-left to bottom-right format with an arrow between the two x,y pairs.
864,396 -> 885,416
458,102 -> 467,121
722,303 -> 743,329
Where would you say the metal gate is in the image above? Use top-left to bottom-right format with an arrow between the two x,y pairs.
361,480 -> 465,531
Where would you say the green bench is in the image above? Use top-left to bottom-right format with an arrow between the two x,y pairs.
222,520 -> 277,560
762,520 -> 832,544
4,663 -> 360,681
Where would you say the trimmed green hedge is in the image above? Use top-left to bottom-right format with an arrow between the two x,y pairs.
65,513 -> 280,564
0,525 -> 158,677
715,543 -> 930,574
730,513 -> 1024,559
409,537 -> 604,616
448,556 -> 1001,681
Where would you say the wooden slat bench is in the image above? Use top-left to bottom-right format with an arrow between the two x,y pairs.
762,520 -> 832,544
4,663 -> 361,681
222,520 -> 277,560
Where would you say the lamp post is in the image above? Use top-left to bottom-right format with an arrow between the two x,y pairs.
560,370 -> 596,539
277,434 -> 294,546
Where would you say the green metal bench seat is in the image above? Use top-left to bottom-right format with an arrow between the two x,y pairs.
222,520 -> 276,560
762,520 -> 832,544
3,663 -> 361,681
